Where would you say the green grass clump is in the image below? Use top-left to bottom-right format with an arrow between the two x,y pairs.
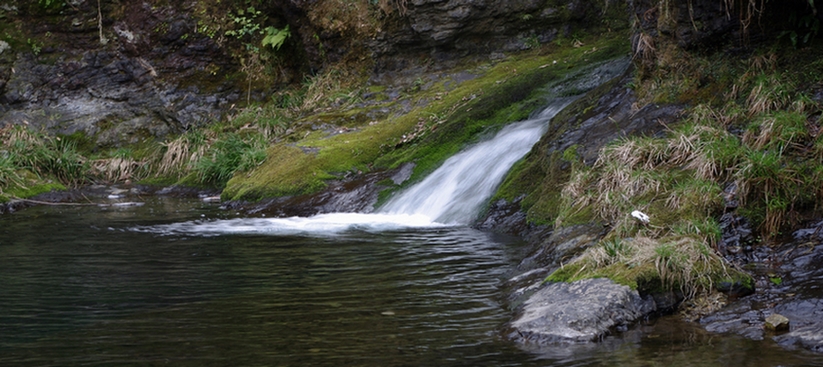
0,155 -> 25,191
547,235 -> 746,298
1,126 -> 89,190
193,133 -> 268,187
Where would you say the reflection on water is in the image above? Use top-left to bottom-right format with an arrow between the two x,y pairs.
1,198 -> 822,366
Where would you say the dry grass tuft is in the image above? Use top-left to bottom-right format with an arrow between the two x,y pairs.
722,0 -> 767,37
747,53 -> 778,74
559,120 -> 734,227
308,0 -> 381,38
746,77 -> 792,116
560,234 -> 734,300
91,157 -> 145,183
158,135 -> 207,177
376,0 -> 408,16
298,69 -> 365,114
633,32 -> 656,67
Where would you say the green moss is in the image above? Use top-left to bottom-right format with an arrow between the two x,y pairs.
137,176 -> 178,186
1,167 -> 67,199
7,181 -> 66,199
562,144 -> 581,162
545,260 -> 659,291
545,262 -> 586,283
221,144 -> 325,200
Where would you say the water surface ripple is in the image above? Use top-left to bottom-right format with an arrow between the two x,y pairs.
0,200 -> 532,366
2,199 -> 822,366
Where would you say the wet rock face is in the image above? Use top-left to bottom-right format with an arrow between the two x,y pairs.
228,164 -> 414,217
0,2 -> 240,147
718,212 -> 756,262
630,0 -> 740,50
370,0 -> 614,74
701,223 -> 823,353
508,278 -> 656,344
629,0 -> 821,53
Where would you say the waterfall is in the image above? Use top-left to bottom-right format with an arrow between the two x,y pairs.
136,58 -> 630,236
137,98 -> 575,237
379,97 -> 575,225
137,102 -> 574,236
137,97 -> 574,236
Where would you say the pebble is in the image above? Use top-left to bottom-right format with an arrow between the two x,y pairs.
765,313 -> 790,332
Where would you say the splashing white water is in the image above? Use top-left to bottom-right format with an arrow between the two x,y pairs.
379,98 -> 575,224
135,213 -> 444,236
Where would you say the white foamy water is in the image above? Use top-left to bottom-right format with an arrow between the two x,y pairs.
379,98 -> 575,224
135,213 -> 445,236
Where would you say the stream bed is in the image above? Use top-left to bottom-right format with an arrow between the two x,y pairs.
2,197 -> 823,366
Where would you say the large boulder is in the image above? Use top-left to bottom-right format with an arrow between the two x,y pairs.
508,278 -> 656,343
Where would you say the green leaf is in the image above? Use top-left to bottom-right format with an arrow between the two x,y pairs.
769,276 -> 782,286
262,25 -> 290,50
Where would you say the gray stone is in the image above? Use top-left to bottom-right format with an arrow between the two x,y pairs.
775,323 -> 823,353
700,240 -> 823,354
765,313 -> 790,332
509,278 -> 656,343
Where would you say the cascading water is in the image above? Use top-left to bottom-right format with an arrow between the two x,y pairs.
378,98 -> 575,225
139,98 -> 576,237
138,58 -> 631,235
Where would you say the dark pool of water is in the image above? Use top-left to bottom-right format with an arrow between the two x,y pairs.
1,197 -> 822,366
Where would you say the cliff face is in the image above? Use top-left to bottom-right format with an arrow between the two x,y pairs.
0,0 -> 623,146
264,0 -> 623,74
0,1 -> 240,147
366,0 -> 617,73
